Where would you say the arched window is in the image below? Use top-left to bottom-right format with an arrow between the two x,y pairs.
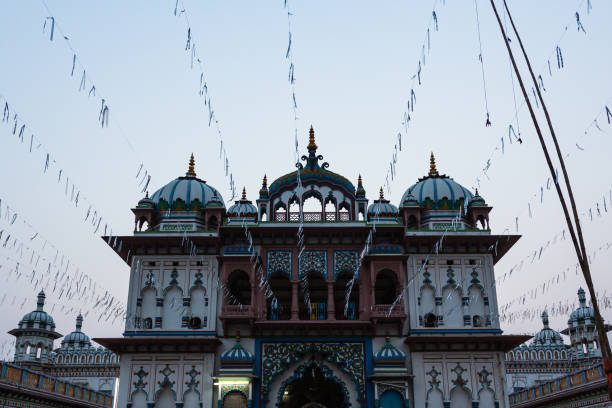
227,270 -> 251,305
523,351 -> 528,360
36,347 -> 42,359
143,317 -> 153,329
334,272 -> 358,320
274,202 -> 287,221
260,210 -> 267,222
554,351 -> 559,359
268,272 -> 291,320
57,355 -> 63,364
324,199 -> 337,221
208,216 -> 218,230
546,351 -> 552,360
562,351 -> 567,359
299,273 -> 327,320
303,195 -> 322,212
407,215 -> 418,228
516,352 -> 521,360
25,345 -> 31,356
538,351 -> 544,360
338,202 -> 350,221
472,315 -> 482,327
380,390 -> 404,408
288,196 -> 300,221
95,355 -> 101,364
375,270 -> 398,304
508,352 -> 514,360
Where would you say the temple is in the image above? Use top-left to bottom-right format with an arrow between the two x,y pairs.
95,127 -> 531,407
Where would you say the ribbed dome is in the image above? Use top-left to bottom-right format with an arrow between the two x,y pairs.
61,314 -> 91,348
19,291 -> 56,331
148,154 -> 225,211
227,188 -> 257,217
220,336 -> 253,368
401,153 -> 474,210
567,288 -> 595,326
533,312 -> 564,346
368,188 -> 399,219
374,337 -> 406,365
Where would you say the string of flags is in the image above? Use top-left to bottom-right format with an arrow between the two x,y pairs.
172,0 -> 237,200
0,95 -> 127,247
38,0 -> 154,193
472,0 -> 595,192
383,0 -> 446,197
283,0 -> 311,312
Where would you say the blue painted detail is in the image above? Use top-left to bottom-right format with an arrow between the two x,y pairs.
408,329 -> 503,334
123,330 -> 217,337
266,250 -> 292,279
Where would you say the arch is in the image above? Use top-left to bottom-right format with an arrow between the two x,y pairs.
407,214 -> 418,228
190,286 -> 207,328
274,201 -> 287,221
508,352 -> 514,360
137,217 -> 149,232
478,388 -> 495,406
36,346 -> 42,359
302,191 -> 323,212
380,389 -> 404,408
208,215 -> 219,230
277,361 -> 350,408
420,285 -> 436,327
88,355 -> 93,364
554,350 -> 559,359
162,286 -> 184,329
288,195 -> 300,215
516,352 -> 521,361
375,270 -> 399,304
468,285 -> 485,324
141,287 -> 156,327
538,351 -> 544,360
223,391 -> 247,408
154,387 -> 176,407
324,198 -> 337,221
338,201 -> 350,221
80,355 -> 86,364
334,272 -> 358,320
131,390 -> 147,408
449,386 -> 471,408
472,315 -> 483,327
442,286 -> 463,327
562,350 -> 567,359
299,273 -> 327,320
57,354 -> 63,364
183,389 -> 200,408
95,355 -> 101,364
227,270 -> 251,305
546,350 -> 552,360
268,272 -> 291,320
523,351 -> 528,360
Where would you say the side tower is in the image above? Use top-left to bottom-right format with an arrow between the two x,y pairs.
96,155 -> 222,408
8,291 -> 62,369
400,154 -> 528,408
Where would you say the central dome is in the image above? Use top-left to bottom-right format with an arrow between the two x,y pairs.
148,154 -> 225,211
401,153 -> 474,210
532,312 -> 564,346
61,314 -> 92,348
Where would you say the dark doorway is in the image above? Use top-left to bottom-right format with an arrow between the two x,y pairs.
279,365 -> 348,408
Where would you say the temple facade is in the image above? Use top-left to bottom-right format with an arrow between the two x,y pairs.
96,127 -> 529,408
505,289 -> 611,406
3,291 -> 119,406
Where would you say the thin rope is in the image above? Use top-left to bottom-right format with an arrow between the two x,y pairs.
474,0 -> 491,126
502,3 -> 521,138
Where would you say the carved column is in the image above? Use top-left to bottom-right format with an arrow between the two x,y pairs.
327,280 -> 335,320
291,281 -> 299,320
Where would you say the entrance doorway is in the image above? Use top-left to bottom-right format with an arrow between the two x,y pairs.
279,365 -> 348,408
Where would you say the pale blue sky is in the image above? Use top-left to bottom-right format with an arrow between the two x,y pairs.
0,0 -> 611,352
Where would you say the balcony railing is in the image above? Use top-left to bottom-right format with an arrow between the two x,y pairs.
274,212 -> 350,222
370,304 -> 405,318
221,304 -> 254,318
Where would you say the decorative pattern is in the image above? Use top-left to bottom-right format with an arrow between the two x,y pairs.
223,243 -> 253,255
184,366 -> 200,397
451,363 -> 469,391
298,250 -> 327,279
220,383 -> 249,401
333,250 -> 359,279
156,364 -> 175,395
370,243 -> 402,254
144,271 -> 155,288
132,367 -> 148,393
266,250 -> 292,278
276,361 -> 350,408
261,342 -> 365,404
477,366 -> 493,392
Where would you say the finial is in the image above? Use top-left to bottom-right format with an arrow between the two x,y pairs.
307,125 -> 317,152
379,187 -> 384,199
145,191 -> 149,198
76,313 -> 83,331
578,287 -> 587,306
241,187 -> 247,200
36,290 -> 45,311
429,152 -> 439,176
186,153 -> 197,177
541,311 -> 549,328
358,174 -> 363,187
236,330 -> 241,343
475,188 -> 479,196
262,174 -> 268,189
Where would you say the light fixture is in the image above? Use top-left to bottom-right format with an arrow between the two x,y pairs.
213,379 -> 250,386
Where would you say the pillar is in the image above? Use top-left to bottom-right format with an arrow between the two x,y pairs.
291,281 -> 299,320
327,280 -> 335,320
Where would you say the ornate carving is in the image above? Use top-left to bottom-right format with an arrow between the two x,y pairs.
261,342 -> 365,404
477,366 -> 493,390
185,365 -> 200,391
333,250 -> 359,279
298,250 -> 327,279
220,383 -> 249,401
157,364 -> 175,390
266,250 -> 292,278
451,363 -> 469,389
133,366 -> 148,392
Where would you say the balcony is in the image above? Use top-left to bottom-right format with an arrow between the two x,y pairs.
274,211 -> 350,222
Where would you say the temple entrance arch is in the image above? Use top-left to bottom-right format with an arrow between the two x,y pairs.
278,363 -> 349,408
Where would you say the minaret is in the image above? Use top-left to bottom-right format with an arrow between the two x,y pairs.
8,291 -> 62,367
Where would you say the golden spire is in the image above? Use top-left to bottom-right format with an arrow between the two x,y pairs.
186,153 -> 197,177
428,152 -> 439,176
307,125 -> 317,151
241,187 -> 247,200
236,330 -> 241,342
262,174 -> 268,189
379,187 -> 384,199
358,174 -> 363,187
